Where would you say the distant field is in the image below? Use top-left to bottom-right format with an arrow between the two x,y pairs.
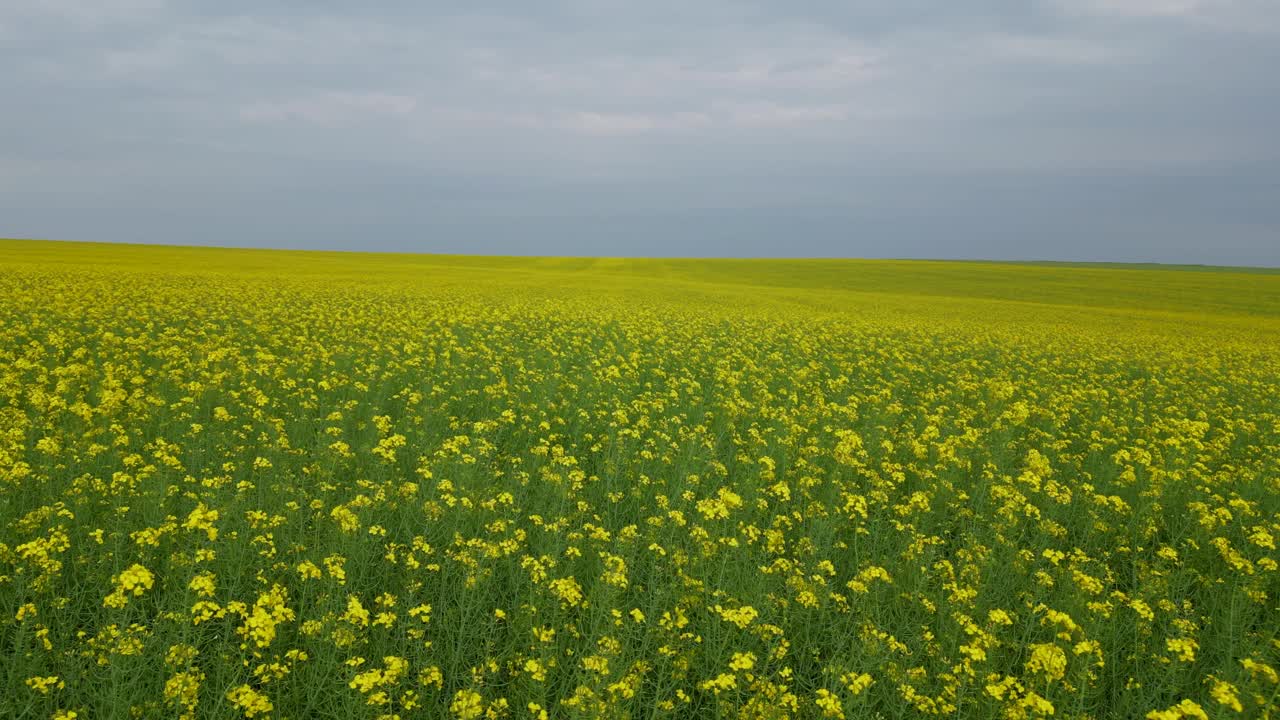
2,239 -> 1278,719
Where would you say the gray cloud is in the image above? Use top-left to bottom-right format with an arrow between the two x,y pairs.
2,1 -> 1277,264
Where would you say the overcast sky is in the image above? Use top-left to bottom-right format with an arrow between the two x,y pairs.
2,1 -> 1278,265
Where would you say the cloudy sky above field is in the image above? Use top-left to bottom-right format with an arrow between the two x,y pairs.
2,1 -> 1278,264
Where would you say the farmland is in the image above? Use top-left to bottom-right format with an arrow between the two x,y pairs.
2,239 -> 1279,719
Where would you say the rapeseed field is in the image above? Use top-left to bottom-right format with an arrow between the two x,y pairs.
2,239 -> 1279,719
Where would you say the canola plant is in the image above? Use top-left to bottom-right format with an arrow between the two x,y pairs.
2,239 -> 1279,719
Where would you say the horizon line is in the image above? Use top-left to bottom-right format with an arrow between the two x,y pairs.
3,236 -> 1278,273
